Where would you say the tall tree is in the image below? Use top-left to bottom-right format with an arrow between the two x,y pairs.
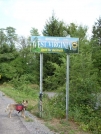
67,23 -> 88,39
29,28 -> 40,83
92,17 -> 101,47
0,27 -> 18,83
42,14 -> 69,90
42,14 -> 67,37
91,17 -> 101,87
30,28 -> 40,36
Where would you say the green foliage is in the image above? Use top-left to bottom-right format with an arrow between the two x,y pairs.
43,94 -> 66,120
30,27 -> 40,36
0,27 -> 18,83
91,17 -> 101,87
42,14 -> 67,36
10,75 -> 33,89
0,63 -> 17,80
41,16 -> 101,133
92,16 -> 101,46
67,23 -> 88,38
44,56 -> 66,90
69,104 -> 101,133
42,14 -> 69,90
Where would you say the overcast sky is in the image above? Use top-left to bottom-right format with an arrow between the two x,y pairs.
0,0 -> 101,37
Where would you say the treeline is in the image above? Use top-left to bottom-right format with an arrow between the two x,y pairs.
0,14 -> 101,133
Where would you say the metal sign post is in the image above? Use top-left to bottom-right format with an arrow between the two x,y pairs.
66,54 -> 69,120
39,53 -> 43,117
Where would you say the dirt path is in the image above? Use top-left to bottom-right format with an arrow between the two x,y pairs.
0,91 -> 57,134
44,92 -> 57,98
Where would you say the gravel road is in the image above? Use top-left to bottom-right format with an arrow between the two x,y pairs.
44,92 -> 57,98
0,91 -> 57,134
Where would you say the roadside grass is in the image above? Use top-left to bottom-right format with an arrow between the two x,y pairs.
0,84 -> 90,134
0,84 -> 38,113
45,119 -> 90,134
24,116 -> 34,122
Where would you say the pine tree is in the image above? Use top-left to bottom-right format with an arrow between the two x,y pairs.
91,16 -> 101,87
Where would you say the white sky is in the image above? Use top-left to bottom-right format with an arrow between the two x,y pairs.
0,0 -> 101,38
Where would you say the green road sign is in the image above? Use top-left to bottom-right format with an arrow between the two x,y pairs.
31,36 -> 79,53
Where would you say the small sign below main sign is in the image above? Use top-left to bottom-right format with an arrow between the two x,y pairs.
31,36 -> 79,53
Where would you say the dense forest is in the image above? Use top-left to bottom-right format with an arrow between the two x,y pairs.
0,15 -> 101,133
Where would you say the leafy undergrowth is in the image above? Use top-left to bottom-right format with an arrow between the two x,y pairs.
45,118 -> 90,134
0,84 -> 90,134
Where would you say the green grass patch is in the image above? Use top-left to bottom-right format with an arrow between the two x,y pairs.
25,116 -> 33,122
0,84 -> 39,112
